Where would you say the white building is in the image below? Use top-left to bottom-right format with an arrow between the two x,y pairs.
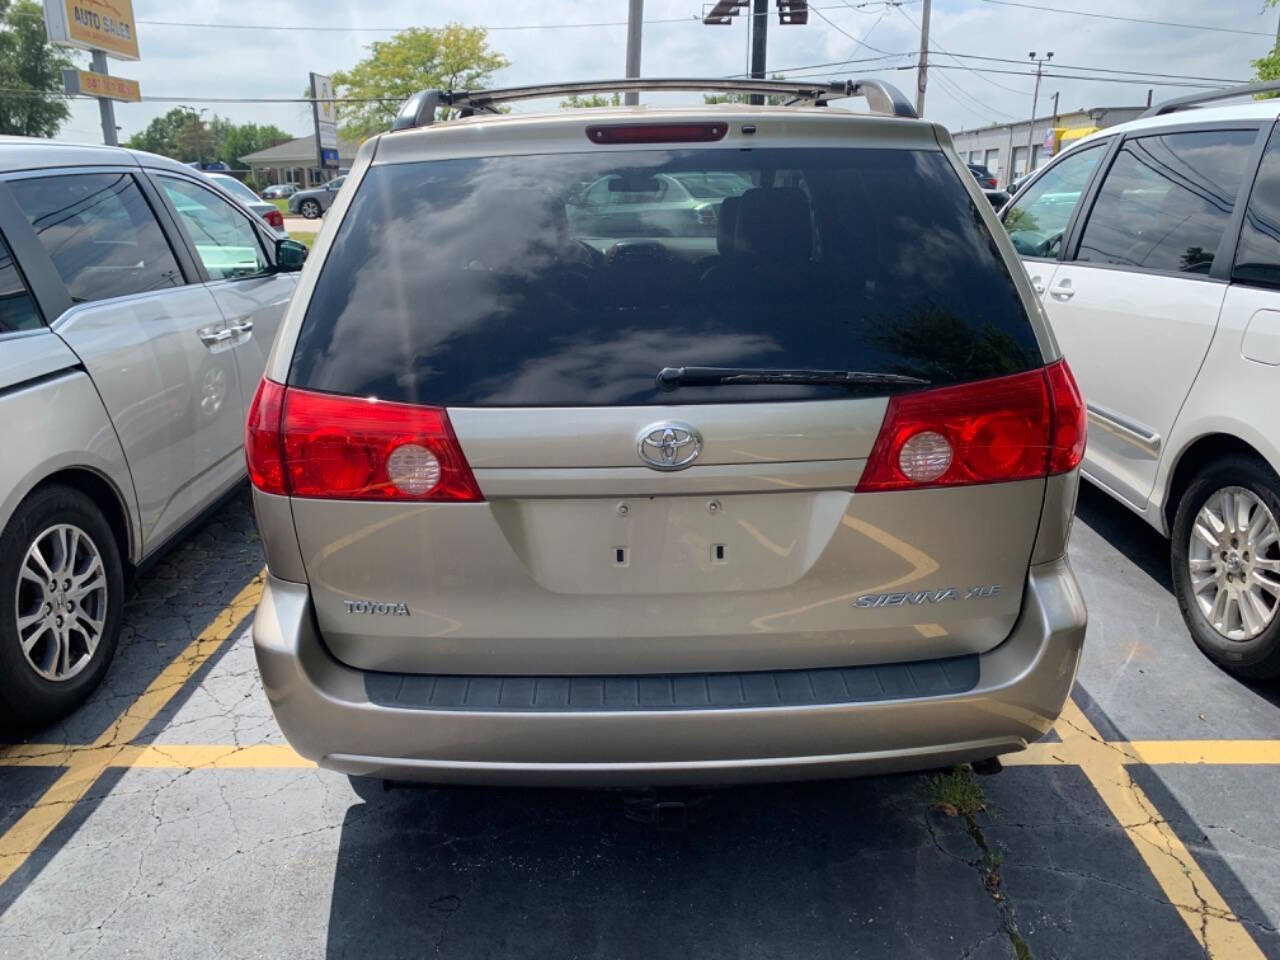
950,104 -> 1148,187
241,135 -> 359,189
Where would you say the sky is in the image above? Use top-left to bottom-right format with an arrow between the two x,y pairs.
54,0 -> 1280,146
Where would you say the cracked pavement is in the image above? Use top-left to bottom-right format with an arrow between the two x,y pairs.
0,484 -> 1278,958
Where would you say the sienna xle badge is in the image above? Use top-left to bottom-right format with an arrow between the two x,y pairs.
248,77 -> 1088,786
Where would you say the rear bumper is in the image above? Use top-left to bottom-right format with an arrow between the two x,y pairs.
252,557 -> 1085,786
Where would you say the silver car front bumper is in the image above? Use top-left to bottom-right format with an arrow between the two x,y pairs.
252,557 -> 1085,786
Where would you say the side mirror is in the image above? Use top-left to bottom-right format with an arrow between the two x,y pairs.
275,238 -> 307,272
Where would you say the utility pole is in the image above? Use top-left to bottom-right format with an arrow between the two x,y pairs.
915,0 -> 931,115
624,0 -> 643,106
1026,52 -> 1053,181
749,0 -> 768,105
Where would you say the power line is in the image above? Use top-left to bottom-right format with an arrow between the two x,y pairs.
14,1 -> 916,33
977,0 -> 1276,38
925,51 -> 1247,85
895,5 -> 1030,97
917,64 -> 1229,89
807,3 -> 903,56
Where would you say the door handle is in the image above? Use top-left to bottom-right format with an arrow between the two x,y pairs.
1030,275 -> 1045,295
198,326 -> 233,346
1048,279 -> 1075,300
228,319 -> 254,337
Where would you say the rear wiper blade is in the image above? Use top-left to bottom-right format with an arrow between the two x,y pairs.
656,366 -> 930,392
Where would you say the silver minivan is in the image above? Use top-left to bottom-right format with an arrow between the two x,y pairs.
0,139 -> 305,730
250,79 -> 1089,786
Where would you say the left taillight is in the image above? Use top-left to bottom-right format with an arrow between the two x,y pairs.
246,378 -> 287,494
264,209 -> 284,229
245,379 -> 483,502
855,359 -> 1086,493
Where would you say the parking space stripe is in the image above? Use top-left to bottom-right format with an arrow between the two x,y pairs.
1055,699 -> 1268,960
5,736 -> 1280,771
0,572 -> 264,889
1126,740 -> 1280,765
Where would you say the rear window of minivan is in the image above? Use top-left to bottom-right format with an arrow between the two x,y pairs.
290,147 -> 1041,406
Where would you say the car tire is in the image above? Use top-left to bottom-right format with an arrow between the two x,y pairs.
1171,454 -> 1280,679
299,199 -> 321,219
0,485 -> 124,733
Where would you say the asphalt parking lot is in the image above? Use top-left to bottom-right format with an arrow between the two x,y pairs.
0,484 -> 1277,959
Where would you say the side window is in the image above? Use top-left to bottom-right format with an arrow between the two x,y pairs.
9,173 -> 182,304
1076,129 -> 1257,275
158,176 -> 269,280
0,233 -> 41,332
1233,127 -> 1280,289
1002,141 -> 1107,259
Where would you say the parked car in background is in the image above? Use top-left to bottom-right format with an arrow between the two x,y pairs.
262,183 -> 298,199
1002,81 -> 1280,678
968,162 -> 998,189
288,175 -> 346,219
0,139 -> 307,731
248,78 -> 1087,787
982,187 -> 1010,210
207,172 -> 286,235
567,172 -> 743,238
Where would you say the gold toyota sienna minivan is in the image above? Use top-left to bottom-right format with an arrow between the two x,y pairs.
246,79 -> 1088,786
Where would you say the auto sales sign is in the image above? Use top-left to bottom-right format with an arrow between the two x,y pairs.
43,0 -> 140,60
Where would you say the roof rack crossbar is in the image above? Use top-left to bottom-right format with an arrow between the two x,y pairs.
389,77 -> 917,131
1141,79 -> 1280,118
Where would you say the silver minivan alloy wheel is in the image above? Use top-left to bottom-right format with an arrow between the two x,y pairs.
14,524 -> 108,682
1188,486 -> 1280,641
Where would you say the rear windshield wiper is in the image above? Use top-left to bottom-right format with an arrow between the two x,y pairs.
656,366 -> 930,392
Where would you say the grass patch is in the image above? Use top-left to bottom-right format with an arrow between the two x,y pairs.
926,764 -> 986,817
269,198 -> 289,215
289,231 -> 318,249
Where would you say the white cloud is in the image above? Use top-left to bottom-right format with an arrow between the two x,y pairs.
57,0 -> 1277,145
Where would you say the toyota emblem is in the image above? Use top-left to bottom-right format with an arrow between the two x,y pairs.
637,422 -> 702,471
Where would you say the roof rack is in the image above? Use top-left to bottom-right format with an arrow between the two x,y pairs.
1141,79 -> 1280,118
389,77 -> 917,132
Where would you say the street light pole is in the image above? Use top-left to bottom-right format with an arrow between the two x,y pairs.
180,105 -> 208,169
1026,51 -> 1052,180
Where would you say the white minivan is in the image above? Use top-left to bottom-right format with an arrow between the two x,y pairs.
1003,81 -> 1280,678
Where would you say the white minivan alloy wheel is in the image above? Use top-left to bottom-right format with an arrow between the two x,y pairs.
1188,486 -> 1280,641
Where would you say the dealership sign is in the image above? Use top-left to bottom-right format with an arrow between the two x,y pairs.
62,68 -> 140,101
43,0 -> 140,60
310,72 -> 339,169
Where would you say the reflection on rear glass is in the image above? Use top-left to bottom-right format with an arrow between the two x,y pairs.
292,148 -> 1039,406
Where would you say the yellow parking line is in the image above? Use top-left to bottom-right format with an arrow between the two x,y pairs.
1126,740 -> 1280,766
0,572 -> 264,888
125,744 -> 314,769
1055,699 -> 1267,959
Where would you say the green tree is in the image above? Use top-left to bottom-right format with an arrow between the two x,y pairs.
331,23 -> 509,141
1253,0 -> 1280,96
0,0 -> 73,137
560,93 -> 621,109
704,74 -> 788,106
216,122 -> 291,167
124,107 -> 189,157
126,110 -> 289,167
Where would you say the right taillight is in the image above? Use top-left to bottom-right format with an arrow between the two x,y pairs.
856,359 -> 1086,492
244,379 -> 483,502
